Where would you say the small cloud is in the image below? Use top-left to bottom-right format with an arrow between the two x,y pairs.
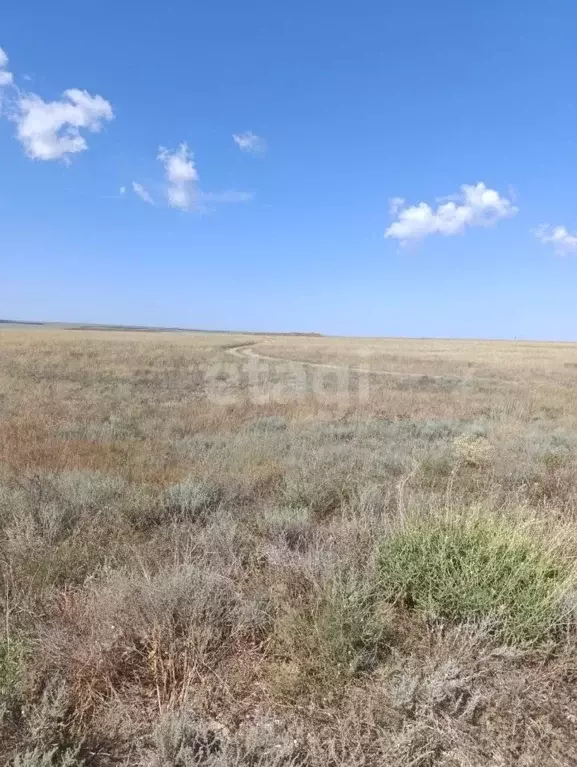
13,88 -> 114,161
119,186 -> 126,195
385,182 -> 517,245
200,189 -> 253,204
0,46 -> 13,86
533,224 -> 577,254
232,131 -> 267,155
157,143 -> 198,210
132,181 -> 154,205
389,197 -> 405,215
144,144 -> 252,213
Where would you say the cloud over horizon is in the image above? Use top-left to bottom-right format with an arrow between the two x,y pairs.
0,44 -> 251,216
385,182 -> 518,245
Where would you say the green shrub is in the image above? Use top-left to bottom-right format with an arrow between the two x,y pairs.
377,513 -> 573,644
0,637 -> 24,703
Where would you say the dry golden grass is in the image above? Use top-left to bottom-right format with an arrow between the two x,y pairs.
257,334 -> 577,381
2,327 -> 577,765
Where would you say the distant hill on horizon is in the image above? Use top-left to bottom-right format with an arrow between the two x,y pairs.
0,319 -> 323,337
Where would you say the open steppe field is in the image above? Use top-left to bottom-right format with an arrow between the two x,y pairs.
3,327 -> 577,765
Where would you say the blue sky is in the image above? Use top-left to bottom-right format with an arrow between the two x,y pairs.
1,0 -> 577,339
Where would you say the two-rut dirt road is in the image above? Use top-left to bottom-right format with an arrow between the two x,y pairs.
225,341 -> 518,386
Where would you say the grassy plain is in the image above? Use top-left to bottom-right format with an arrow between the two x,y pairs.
2,327 -> 577,765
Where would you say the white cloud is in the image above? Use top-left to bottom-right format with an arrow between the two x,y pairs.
232,131 -> 267,155
119,186 -> 126,195
130,145 -> 252,214
157,143 -> 198,210
534,224 -> 577,254
132,181 -> 154,205
0,46 -> 13,86
385,182 -> 518,245
14,88 -> 114,161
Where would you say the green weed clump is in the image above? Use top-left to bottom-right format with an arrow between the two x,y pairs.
377,513 -> 574,644
0,637 -> 25,706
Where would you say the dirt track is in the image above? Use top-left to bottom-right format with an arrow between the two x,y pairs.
226,341 -> 517,385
